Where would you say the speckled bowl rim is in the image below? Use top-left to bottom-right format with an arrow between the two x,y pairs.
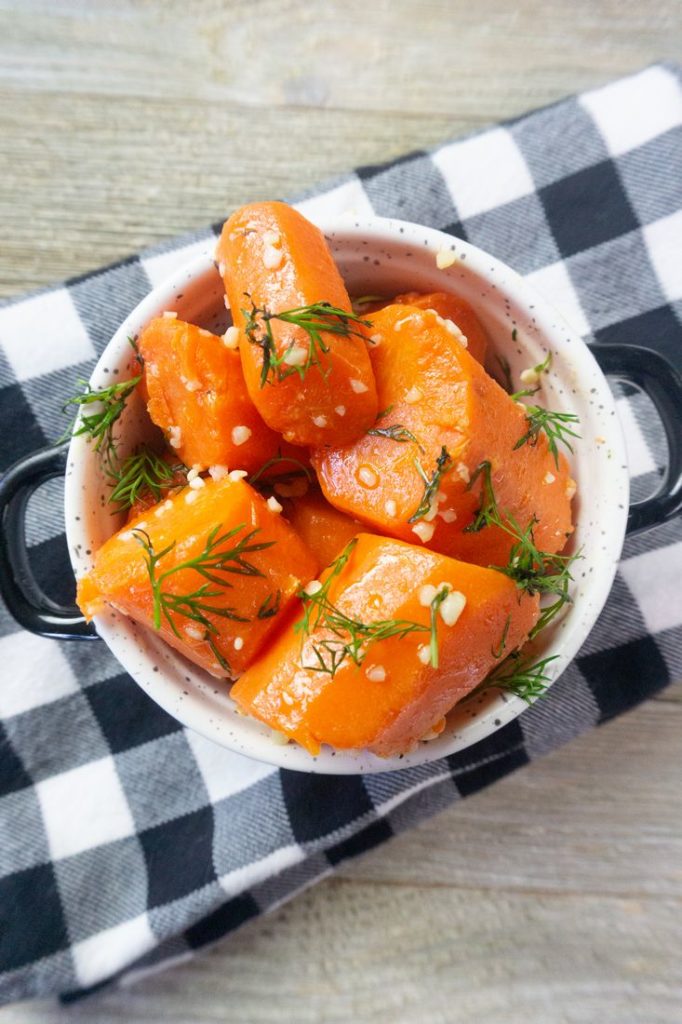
65,215 -> 629,774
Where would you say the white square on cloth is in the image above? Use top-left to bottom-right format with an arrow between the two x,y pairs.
432,127 -> 535,219
36,756 -> 135,860
580,65 -> 682,158
524,260 -> 591,336
185,730 -> 276,805
72,913 -> 156,988
643,210 -> 682,303
0,631 -> 80,719
620,542 -> 682,635
0,287 -> 95,382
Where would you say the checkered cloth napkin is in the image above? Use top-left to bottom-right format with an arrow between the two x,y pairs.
1,63 -> 681,1005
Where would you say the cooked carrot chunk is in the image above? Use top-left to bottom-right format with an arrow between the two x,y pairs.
280,488 -> 363,569
216,201 -> 378,447
77,477 -> 318,679
231,534 -> 540,756
138,316 -> 301,474
393,290 -> 489,365
312,304 -> 574,568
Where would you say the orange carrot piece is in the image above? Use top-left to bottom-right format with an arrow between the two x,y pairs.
77,477 -> 318,679
312,304 -> 574,567
232,534 -> 540,756
138,316 -> 301,474
393,290 -> 489,365
280,488 -> 363,569
216,201 -> 378,447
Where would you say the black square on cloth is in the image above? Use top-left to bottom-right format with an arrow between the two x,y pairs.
595,304 -> 682,367
0,722 -> 33,798
0,383 -> 47,466
140,806 -> 215,909
578,635 -> 670,722
540,159 -> 640,258
0,864 -> 68,971
86,672 -> 182,755
326,818 -> 393,866
27,534 -> 76,610
185,893 -> 259,950
448,718 -> 530,797
280,772 -> 374,845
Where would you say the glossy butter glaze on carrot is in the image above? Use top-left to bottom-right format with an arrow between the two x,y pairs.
77,477 -> 318,679
393,290 -> 489,365
138,316 -> 302,474
231,534 -> 540,757
280,488 -> 363,570
216,201 -> 378,447
312,303 -> 574,568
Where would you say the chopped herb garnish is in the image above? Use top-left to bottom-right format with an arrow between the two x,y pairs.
352,294 -> 384,312
368,423 -> 423,447
242,297 -> 371,388
463,460 -> 496,534
248,450 -> 312,488
491,614 -> 511,659
128,335 -> 144,369
409,446 -> 452,523
495,354 -> 514,394
257,590 -> 282,620
61,375 -> 141,463
133,524 -> 274,639
513,405 -> 581,468
295,539 -> 448,676
466,652 -> 558,704
376,404 -> 395,420
107,446 -> 186,513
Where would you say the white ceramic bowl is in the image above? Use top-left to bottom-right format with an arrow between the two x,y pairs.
64,215 -> 629,773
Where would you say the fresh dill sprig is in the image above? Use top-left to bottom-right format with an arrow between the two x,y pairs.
247,450 -> 312,488
107,446 -> 186,513
241,297 -> 371,388
368,422 -> 423,447
352,294 -> 384,312
466,652 -> 558,704
513,405 -> 581,469
463,460 -> 579,634
61,375 -> 141,461
495,354 -> 514,394
133,523 -> 274,637
294,539 -> 448,677
376,405 -> 395,420
491,614 -> 511,659
409,446 -> 453,523
257,590 -> 281,620
128,335 -> 144,369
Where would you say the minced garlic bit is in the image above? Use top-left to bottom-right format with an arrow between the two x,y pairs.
184,379 -> 201,392
456,462 -> 470,484
439,590 -> 466,627
418,584 -> 438,607
304,579 -> 323,596
441,318 -> 468,347
544,471 -> 556,484
350,378 -> 369,394
394,315 -> 414,331
283,344 -> 308,367
184,624 -> 205,641
566,478 -> 577,500
404,386 -> 423,404
163,310 -> 178,319
262,229 -> 281,247
267,495 -> 283,514
118,530 -> 134,542
412,521 -> 435,543
282,691 -> 294,706
439,508 -> 457,523
358,465 -> 379,488
217,261 -> 226,276
384,498 -> 398,517
198,327 -> 212,337
424,490 -> 447,523
365,664 -> 387,682
263,245 -> 282,270
185,490 -> 199,504
417,644 -> 432,666
228,469 -> 248,482
231,425 -> 252,446
370,333 -> 383,345
209,464 -> 229,481
520,366 -> 541,386
312,414 -> 328,428
223,325 -> 240,349
189,476 -> 205,491
187,466 -> 201,482
335,405 -> 346,417
168,425 -> 182,449
233,636 -> 244,651
436,248 -> 457,270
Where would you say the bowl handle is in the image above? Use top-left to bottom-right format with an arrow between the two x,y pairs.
592,344 -> 682,535
0,445 -> 98,640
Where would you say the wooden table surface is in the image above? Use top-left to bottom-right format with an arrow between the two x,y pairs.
1,2 -> 681,1021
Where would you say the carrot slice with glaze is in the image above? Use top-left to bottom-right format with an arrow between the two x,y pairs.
393,290 -> 489,365
280,488 -> 363,569
312,303 -> 574,567
77,477 -> 318,679
231,534 -> 540,757
216,201 -> 378,447
138,316 -> 302,474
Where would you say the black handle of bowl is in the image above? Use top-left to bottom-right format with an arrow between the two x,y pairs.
592,344 -> 682,535
0,445 -> 98,640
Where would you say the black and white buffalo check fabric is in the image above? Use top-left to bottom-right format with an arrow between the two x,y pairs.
0,64 -> 681,1004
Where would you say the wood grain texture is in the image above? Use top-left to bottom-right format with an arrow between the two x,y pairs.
1,1 -> 681,1020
